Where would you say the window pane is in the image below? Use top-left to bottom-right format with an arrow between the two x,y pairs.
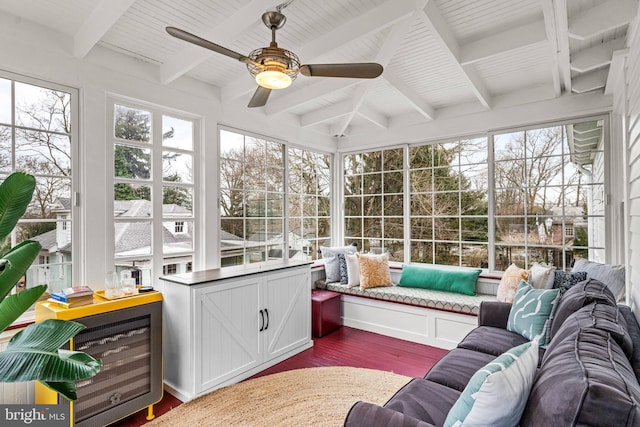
115,144 -> 151,179
163,151 -> 192,183
0,126 -> 10,171
163,186 -> 192,213
163,220 -> 193,253
115,221 -> 152,257
162,115 -> 193,150
410,241 -> 433,263
462,244 -> 488,268
16,129 -> 71,176
114,105 -> 150,142
115,184 -> 151,202
15,83 -> 71,133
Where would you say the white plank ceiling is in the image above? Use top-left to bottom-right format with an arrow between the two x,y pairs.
0,0 -> 637,139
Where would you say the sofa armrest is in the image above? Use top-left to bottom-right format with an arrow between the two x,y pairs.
344,402 -> 435,427
478,301 -> 512,328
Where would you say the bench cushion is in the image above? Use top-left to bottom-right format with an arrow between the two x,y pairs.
325,283 -> 495,315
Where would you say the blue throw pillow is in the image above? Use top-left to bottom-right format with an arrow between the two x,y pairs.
444,341 -> 539,427
397,264 -> 480,296
508,281 -> 560,345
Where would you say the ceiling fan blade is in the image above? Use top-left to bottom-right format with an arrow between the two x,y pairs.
166,26 -> 253,65
299,63 -> 383,79
248,86 -> 272,108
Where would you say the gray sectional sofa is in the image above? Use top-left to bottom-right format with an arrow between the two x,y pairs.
344,279 -> 640,426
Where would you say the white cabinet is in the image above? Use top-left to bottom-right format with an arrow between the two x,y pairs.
161,261 -> 312,401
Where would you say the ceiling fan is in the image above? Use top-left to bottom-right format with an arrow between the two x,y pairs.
166,9 -> 383,108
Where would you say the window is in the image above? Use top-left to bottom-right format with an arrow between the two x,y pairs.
163,264 -> 177,275
288,148 -> 331,260
219,127 -> 332,266
342,117 -> 607,272
409,138 -> 488,267
111,100 -> 197,284
344,148 -> 404,261
0,72 -> 77,294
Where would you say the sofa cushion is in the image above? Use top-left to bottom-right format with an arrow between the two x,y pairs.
497,264 -> 530,303
424,348 -> 496,392
507,281 -> 559,345
572,257 -> 625,300
549,278 -> 617,340
385,379 -> 461,427
521,327 -> 640,427
444,341 -> 538,427
397,264 -> 480,296
458,326 -> 530,358
546,302 -> 633,361
320,245 -> 357,282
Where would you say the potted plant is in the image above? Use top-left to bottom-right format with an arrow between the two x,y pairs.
0,172 -> 101,401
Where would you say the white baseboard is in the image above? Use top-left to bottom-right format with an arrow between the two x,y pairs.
341,295 -> 477,350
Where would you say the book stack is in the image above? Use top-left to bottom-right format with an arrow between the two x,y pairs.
48,286 -> 95,308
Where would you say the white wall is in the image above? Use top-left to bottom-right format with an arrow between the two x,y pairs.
623,24 -> 640,317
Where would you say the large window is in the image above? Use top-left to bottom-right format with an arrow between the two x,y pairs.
409,138 -> 489,266
343,117 -> 607,272
219,127 -> 332,266
344,148 -> 404,261
0,72 -> 77,294
111,101 -> 196,284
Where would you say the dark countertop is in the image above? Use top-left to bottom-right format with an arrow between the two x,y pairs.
159,260 -> 313,286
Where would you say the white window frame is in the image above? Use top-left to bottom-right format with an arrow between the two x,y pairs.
107,96 -> 201,286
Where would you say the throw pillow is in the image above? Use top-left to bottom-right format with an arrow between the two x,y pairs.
397,264 -> 480,296
444,341 -> 539,427
357,253 -> 393,289
337,253 -> 348,284
553,270 -> 587,295
529,262 -> 555,289
507,281 -> 560,345
320,245 -> 357,283
572,258 -> 625,300
497,264 -> 530,303
345,253 -> 360,287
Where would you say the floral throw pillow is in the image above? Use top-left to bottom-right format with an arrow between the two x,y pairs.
553,270 -> 587,295
337,253 -> 349,285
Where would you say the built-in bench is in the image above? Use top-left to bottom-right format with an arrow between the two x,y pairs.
311,264 -> 499,349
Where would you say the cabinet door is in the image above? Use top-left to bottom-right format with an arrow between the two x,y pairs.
195,277 -> 262,393
262,267 -> 311,360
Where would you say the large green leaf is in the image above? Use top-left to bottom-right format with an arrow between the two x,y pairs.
0,285 -> 46,332
0,320 -> 101,386
0,172 -> 36,243
0,240 -> 42,302
40,380 -> 78,402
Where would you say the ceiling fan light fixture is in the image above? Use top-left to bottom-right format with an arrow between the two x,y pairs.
255,70 -> 292,89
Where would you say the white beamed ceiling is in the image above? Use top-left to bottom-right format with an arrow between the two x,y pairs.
0,0 -> 637,145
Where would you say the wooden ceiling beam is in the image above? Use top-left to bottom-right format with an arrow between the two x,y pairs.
569,0 -> 638,40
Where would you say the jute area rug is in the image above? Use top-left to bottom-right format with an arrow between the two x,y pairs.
148,366 -> 412,427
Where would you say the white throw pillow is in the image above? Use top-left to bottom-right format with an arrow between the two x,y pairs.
529,262 -> 555,289
320,245 -> 357,283
345,253 -> 360,287
444,341 -> 539,427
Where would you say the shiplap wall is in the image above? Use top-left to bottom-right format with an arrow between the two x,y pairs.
627,25 -> 640,317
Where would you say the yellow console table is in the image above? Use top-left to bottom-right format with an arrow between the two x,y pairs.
35,291 -> 163,427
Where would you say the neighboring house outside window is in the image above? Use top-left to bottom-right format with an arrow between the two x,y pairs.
163,264 -> 177,275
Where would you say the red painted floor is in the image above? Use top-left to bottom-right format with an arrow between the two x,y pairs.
113,326 -> 448,426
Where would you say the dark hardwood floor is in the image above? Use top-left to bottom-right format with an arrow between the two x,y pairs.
113,327 -> 448,426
